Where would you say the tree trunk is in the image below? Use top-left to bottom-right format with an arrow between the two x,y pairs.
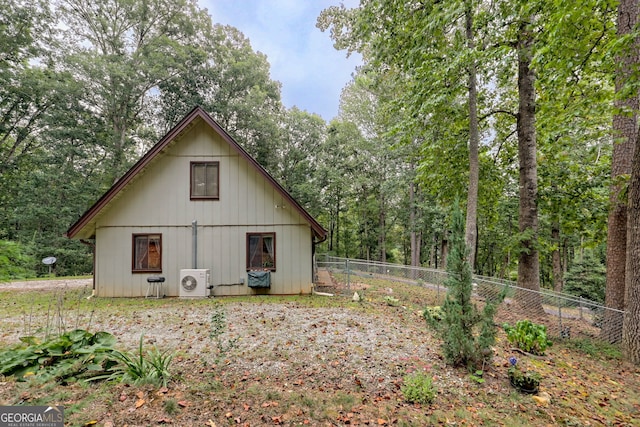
336,194 -> 341,256
441,232 -> 448,270
603,0 -> 639,343
624,130 -> 640,364
409,180 -> 421,278
379,201 -> 386,263
465,1 -> 480,272
552,220 -> 563,292
562,239 -> 568,277
516,21 -> 543,310
431,233 -> 437,268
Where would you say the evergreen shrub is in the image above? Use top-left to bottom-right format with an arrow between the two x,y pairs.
427,201 -> 505,369
563,251 -> 605,303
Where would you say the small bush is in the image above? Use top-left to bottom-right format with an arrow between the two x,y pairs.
401,372 -> 436,404
423,306 -> 444,323
383,296 -> 400,306
503,320 -> 552,355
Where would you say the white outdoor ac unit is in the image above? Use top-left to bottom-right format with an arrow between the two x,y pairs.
179,269 -> 210,298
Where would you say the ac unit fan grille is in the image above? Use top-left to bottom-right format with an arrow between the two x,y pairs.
181,275 -> 198,291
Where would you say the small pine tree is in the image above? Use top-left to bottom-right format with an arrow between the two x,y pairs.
563,251 -> 605,303
435,202 -> 504,369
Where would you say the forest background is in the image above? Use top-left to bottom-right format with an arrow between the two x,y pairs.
3,0 -> 640,360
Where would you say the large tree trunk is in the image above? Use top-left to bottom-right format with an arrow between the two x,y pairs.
465,1 -> 480,272
516,21 -> 542,310
624,130 -> 640,364
603,0 -> 639,343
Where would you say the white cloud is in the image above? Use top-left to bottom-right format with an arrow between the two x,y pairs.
201,0 -> 361,120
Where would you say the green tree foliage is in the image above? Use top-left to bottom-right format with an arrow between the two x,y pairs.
563,252 -> 606,304
278,107 -> 326,214
156,24 -> 283,172
56,0 -> 215,180
0,240 -> 36,280
429,201 -> 503,369
0,1 -> 290,277
318,0 -> 616,285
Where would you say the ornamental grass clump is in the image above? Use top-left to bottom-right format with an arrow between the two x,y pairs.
104,335 -> 174,387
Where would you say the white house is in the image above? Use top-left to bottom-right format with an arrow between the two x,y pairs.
66,107 -> 327,297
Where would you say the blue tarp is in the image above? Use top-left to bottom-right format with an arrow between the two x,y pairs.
248,270 -> 271,288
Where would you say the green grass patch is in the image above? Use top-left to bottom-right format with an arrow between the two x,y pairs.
562,337 -> 623,360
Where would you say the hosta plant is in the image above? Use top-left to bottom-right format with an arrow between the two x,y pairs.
503,320 -> 552,355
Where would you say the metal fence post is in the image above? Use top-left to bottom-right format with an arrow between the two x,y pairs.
558,301 -> 562,337
346,258 -> 351,291
579,297 -> 583,320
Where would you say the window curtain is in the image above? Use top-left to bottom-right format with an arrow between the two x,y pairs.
150,238 -> 161,268
264,236 -> 274,264
249,236 -> 260,268
136,237 -> 148,269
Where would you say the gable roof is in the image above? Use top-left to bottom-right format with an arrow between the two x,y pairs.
66,106 -> 327,241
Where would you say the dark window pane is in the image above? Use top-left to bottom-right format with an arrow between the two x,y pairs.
191,162 -> 219,198
133,234 -> 161,272
247,233 -> 275,270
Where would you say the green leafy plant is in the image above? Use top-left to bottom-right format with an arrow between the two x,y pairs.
383,295 -> 400,306
0,329 -> 118,383
0,240 -> 36,281
507,357 -> 541,393
209,303 -> 238,364
401,372 -> 437,404
423,306 -> 444,323
503,320 -> 552,355
469,370 -> 485,384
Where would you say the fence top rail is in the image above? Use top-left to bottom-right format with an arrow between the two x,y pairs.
320,255 -> 625,314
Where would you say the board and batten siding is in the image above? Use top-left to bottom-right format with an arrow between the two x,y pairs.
92,120 -> 315,297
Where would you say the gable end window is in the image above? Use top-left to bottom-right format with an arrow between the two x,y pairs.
191,161 -> 219,199
247,233 -> 276,271
133,234 -> 162,272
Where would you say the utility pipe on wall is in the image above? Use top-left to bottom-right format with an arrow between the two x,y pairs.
192,220 -> 197,269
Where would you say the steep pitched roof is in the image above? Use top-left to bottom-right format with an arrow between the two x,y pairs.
66,106 -> 327,241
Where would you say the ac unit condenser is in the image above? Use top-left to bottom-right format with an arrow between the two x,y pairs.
179,269 -> 210,298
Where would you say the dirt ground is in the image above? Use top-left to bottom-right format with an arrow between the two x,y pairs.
1,275 -> 639,426
0,277 -> 92,291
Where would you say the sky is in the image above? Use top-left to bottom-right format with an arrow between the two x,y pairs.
202,0 -> 362,122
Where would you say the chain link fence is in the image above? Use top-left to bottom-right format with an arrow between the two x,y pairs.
317,255 -> 625,343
